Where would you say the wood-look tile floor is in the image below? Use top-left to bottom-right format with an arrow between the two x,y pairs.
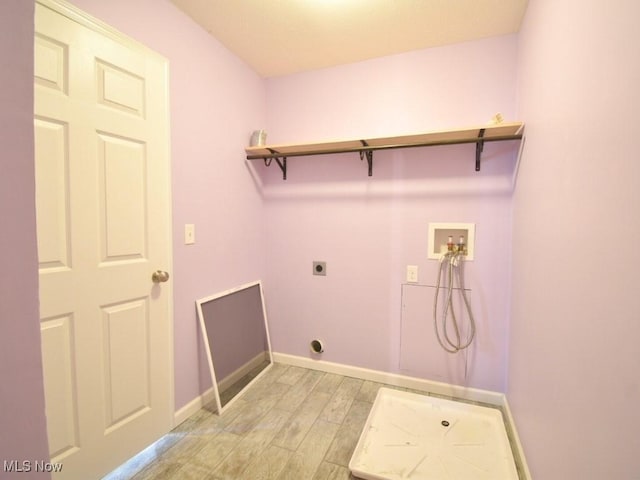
104,363 -> 519,480
105,363 -> 375,479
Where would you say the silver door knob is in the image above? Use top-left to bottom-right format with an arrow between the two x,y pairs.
152,270 -> 170,283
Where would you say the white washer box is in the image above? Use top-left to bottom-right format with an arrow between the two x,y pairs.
428,222 -> 476,260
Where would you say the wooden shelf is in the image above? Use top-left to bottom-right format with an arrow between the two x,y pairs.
246,122 -> 524,179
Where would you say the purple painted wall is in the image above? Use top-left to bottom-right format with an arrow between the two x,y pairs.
510,0 -> 640,478
259,36 -> 519,392
10,1 -> 639,475
68,0 -> 520,405
265,36 -> 518,144
0,1 -> 51,477
68,0 -> 268,410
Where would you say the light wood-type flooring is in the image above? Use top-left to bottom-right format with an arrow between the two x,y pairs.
104,362 -> 521,480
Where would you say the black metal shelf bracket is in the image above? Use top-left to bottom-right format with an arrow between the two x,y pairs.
475,128 -> 486,172
263,149 -> 287,179
359,140 -> 374,176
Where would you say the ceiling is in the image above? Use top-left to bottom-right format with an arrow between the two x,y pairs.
171,0 -> 529,78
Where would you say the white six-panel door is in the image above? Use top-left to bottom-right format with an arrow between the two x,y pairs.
34,1 -> 173,478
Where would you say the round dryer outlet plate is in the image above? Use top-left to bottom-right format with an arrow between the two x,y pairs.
312,261 -> 326,276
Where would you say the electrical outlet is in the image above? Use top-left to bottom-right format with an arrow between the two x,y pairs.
406,265 -> 418,283
184,224 -> 195,245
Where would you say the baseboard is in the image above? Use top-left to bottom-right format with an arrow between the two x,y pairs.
272,352 -> 504,406
502,397 -> 533,480
218,351 -> 269,394
173,386 -> 215,426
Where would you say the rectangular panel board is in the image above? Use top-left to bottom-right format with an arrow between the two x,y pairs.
34,33 -> 68,93
98,133 -> 147,262
400,284 -> 470,384
101,299 -> 151,432
35,117 -> 71,271
40,314 -> 80,459
96,60 -> 145,117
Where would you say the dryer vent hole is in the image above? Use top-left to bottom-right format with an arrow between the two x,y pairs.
310,339 -> 324,354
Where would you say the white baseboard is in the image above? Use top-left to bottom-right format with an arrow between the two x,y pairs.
173,386 -> 215,427
501,396 -> 533,480
272,352 -> 504,406
218,351 -> 269,394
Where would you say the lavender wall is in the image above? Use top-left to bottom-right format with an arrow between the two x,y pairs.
265,36 -> 518,144
0,1 -> 52,477
510,0 -> 640,477
68,0 -> 267,410
259,36 -> 519,392
7,1 -> 638,475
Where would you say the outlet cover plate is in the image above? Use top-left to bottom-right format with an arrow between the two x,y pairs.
406,265 -> 418,283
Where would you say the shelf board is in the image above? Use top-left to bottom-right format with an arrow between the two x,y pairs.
245,122 -> 524,179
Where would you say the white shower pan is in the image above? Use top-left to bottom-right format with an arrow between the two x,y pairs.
349,388 -> 518,480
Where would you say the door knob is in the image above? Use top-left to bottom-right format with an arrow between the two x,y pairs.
151,270 -> 170,283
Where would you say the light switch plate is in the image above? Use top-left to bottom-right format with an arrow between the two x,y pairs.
185,224 -> 195,245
